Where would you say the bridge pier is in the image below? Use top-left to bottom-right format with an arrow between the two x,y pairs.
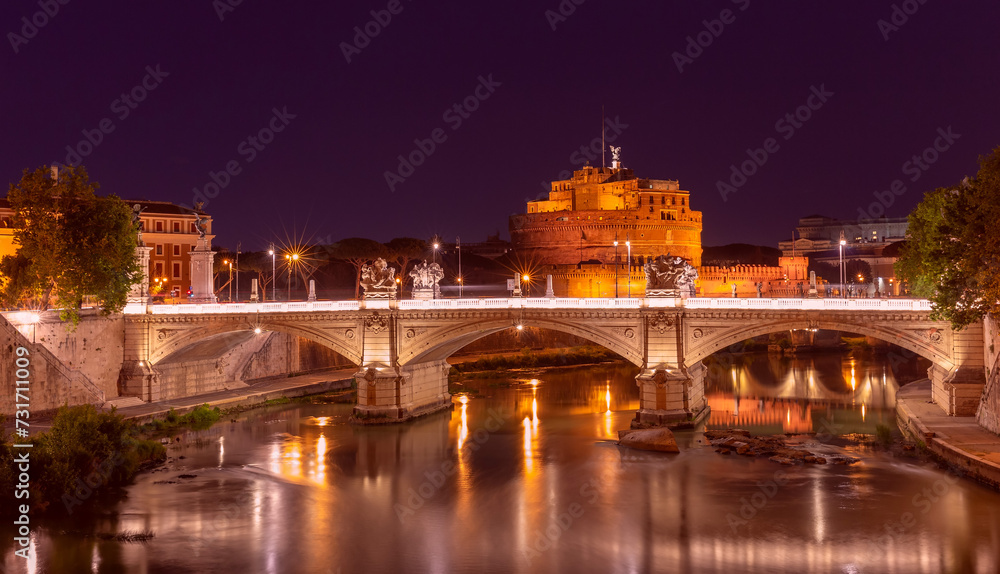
353,360 -> 452,422
633,362 -> 708,428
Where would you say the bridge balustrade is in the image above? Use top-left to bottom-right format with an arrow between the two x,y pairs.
121,297 -> 933,314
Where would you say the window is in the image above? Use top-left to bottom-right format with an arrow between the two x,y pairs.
660,211 -> 666,220
661,196 -> 666,205
173,222 -> 180,233
155,221 -> 163,232
155,244 -> 162,255
190,223 -> 196,233
172,263 -> 181,278
155,262 -> 163,277
173,245 -> 180,256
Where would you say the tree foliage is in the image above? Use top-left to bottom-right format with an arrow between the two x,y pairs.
325,238 -> 388,298
896,147 -> 1000,328
0,166 -> 140,322
386,237 -> 428,287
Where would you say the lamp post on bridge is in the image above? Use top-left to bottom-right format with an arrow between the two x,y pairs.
268,244 -> 275,302
839,231 -> 846,299
457,236 -> 463,298
613,235 -> 619,298
626,233 -> 631,298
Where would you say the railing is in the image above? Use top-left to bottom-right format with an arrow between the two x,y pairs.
121,297 -> 933,314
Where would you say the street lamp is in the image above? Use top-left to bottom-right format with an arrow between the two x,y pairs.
839,232 -> 846,299
433,241 -> 440,264
625,233 -> 632,298
457,236 -> 462,299
613,236 -> 619,298
268,245 -> 275,302
522,274 -> 530,297
224,259 -> 232,302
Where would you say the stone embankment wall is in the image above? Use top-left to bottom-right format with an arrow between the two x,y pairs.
977,315 -> 1000,435
0,311 -> 119,414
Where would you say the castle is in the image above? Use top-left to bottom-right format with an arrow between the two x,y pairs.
510,165 -> 703,267
509,159 -> 810,297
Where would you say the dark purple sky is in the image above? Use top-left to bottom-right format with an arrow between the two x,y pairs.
3,1 -> 999,251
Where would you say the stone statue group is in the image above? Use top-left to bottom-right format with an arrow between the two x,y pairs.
360,258 -> 444,299
643,255 -> 698,297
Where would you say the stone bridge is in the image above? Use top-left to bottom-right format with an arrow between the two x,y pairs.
120,297 -> 985,425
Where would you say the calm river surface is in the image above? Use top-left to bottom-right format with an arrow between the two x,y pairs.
6,353 -> 1000,573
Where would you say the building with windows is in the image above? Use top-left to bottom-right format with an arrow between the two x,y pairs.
510,164 -> 704,296
510,165 -> 703,267
778,215 -> 908,287
132,201 -> 214,299
0,198 -> 213,300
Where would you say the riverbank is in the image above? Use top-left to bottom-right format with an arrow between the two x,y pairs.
896,379 -> 1000,489
102,368 -> 356,426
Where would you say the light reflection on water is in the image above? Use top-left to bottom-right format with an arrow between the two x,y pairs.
5,356 -> 1000,573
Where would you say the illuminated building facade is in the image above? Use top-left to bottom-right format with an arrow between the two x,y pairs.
510,165 -> 703,267
509,165 -> 702,297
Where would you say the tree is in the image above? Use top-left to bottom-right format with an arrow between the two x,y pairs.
325,238 -> 388,298
896,147 -> 1000,328
386,237 -> 428,289
1,166 -> 140,323
806,259 -> 839,283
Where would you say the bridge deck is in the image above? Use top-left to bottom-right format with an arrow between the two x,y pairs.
119,297 -> 932,315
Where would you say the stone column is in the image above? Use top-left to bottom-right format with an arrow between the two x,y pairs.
127,245 -> 153,302
308,279 -> 316,302
189,237 -> 217,303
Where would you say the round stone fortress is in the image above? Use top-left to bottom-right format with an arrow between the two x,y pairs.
509,165 -> 703,268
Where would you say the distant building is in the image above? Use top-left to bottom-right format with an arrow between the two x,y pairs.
0,198 -> 213,300
509,164 -> 703,296
778,215 -> 907,287
510,165 -> 703,267
778,215 -> 908,254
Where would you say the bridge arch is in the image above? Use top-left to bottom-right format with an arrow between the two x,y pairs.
145,317 -> 363,367
398,314 -> 644,367
684,317 -> 952,371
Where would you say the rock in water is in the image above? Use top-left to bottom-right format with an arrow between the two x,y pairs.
617,428 -> 680,453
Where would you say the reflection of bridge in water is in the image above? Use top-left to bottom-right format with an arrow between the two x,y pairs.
706,355 -> 903,433
119,296 -> 985,426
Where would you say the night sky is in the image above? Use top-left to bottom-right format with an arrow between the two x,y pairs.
3,1 -> 999,251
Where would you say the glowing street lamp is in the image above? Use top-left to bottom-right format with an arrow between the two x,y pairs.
522,274 -> 531,298
224,259 -> 232,302
457,236 -> 462,298
268,244 -> 275,302
433,241 -> 440,264
625,234 -> 632,298
839,232 -> 846,298
285,253 -> 299,300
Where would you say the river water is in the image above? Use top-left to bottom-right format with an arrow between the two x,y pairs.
6,352 -> 1000,573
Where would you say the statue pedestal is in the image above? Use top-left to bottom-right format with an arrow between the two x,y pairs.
645,288 -> 680,298
127,245 -> 153,303
363,289 -> 396,300
189,238 -> 217,303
